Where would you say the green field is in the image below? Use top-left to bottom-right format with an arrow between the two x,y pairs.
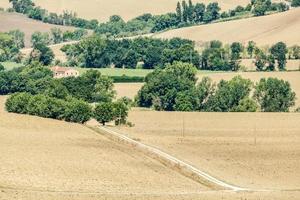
1,62 -> 23,70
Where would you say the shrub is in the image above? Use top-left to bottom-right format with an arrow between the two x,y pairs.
5,92 -> 31,114
231,97 -> 258,112
64,97 -> 92,123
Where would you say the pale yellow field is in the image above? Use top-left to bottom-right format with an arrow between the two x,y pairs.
114,71 -> 300,108
113,109 -> 300,191
0,11 -> 76,47
0,96 -> 209,199
31,0 -> 249,22
154,8 -> 300,47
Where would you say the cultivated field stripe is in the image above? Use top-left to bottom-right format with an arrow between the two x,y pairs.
88,125 -> 248,191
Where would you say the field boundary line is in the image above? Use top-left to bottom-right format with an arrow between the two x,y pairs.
87,125 -> 248,191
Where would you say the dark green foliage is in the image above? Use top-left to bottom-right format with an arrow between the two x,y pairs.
94,102 -> 115,125
254,78 -> 296,112
231,97 -> 258,112
62,36 -> 200,69
113,99 -> 129,125
247,41 -> 256,58
6,93 -> 92,123
292,0 -> 300,7
204,76 -> 253,112
7,30 -> 25,49
230,42 -> 244,71
270,42 -> 288,71
5,92 -> 31,113
0,63 -> 4,71
28,43 -> 54,66
9,0 -> 34,14
0,32 -> 21,62
110,75 -> 144,83
64,97 -> 92,123
136,62 -> 197,111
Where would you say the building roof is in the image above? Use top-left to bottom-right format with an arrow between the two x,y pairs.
50,66 -> 78,73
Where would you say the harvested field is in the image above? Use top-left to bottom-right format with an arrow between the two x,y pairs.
114,71 -> 300,108
154,8 -> 300,47
0,11 -> 76,47
32,0 -> 249,22
113,110 -> 300,191
0,96 -> 209,199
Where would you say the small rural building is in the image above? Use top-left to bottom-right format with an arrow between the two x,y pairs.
50,66 -> 79,78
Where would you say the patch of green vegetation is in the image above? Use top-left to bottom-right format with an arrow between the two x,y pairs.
0,62 -> 23,70
74,68 -> 153,77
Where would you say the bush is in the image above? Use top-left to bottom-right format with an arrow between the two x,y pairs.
254,78 -> 296,112
5,92 -> 31,114
231,97 -> 258,112
64,97 -> 92,123
94,102 -> 115,125
110,75 -> 144,83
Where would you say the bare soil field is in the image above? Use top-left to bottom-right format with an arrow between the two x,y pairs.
0,11 -> 75,47
113,110 -> 300,191
154,8 -> 300,47
114,71 -> 300,108
31,0 -> 249,22
0,96 -> 210,199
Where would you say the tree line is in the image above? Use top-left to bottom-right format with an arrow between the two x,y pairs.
136,62 -> 296,112
8,0 -> 295,38
61,36 -> 296,72
1,62 -> 130,125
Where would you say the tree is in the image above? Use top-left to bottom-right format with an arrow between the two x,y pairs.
194,3 -> 205,22
205,2 -> 220,22
64,97 -> 92,123
230,42 -> 244,71
231,97 -> 258,112
113,100 -> 129,125
176,2 -> 182,22
204,76 -> 253,112
94,102 -> 115,125
5,92 -> 31,113
254,78 -> 296,112
29,43 -> 54,65
8,30 -> 25,49
51,28 -> 63,44
174,89 -> 198,111
31,32 -> 50,47
247,41 -> 256,58
196,76 -> 215,110
182,0 -> 188,22
252,0 -> 270,16
9,0 -> 34,14
270,42 -> 288,70
187,0 -> 194,22
291,0 -> 300,7
290,45 -> 300,59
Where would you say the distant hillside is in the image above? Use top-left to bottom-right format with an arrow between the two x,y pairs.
154,8 -> 300,47
32,0 -> 250,22
0,11 -> 76,47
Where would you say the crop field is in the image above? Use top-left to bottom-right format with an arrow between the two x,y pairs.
0,11 -> 76,47
112,109 -> 300,197
155,8 -> 300,47
114,71 -> 300,108
0,96 -> 210,199
31,0 -> 250,22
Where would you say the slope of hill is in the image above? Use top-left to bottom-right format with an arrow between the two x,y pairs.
32,0 -> 249,22
154,8 -> 300,47
0,95 -> 209,199
0,11 -> 76,47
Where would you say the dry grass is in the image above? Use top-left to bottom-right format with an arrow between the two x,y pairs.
154,8 -> 300,47
113,110 -> 300,191
0,96 -> 210,199
114,71 -> 300,108
31,0 -> 250,22
0,11 -> 76,47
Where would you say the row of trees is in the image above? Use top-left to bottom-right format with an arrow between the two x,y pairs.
8,0 -> 292,38
136,62 -> 296,112
6,92 -> 129,125
61,36 -> 200,69
9,0 -> 99,29
62,36 -> 295,72
1,62 -> 130,124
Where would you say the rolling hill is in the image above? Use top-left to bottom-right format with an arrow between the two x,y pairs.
32,0 -> 250,22
154,8 -> 300,47
0,11 -> 76,47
